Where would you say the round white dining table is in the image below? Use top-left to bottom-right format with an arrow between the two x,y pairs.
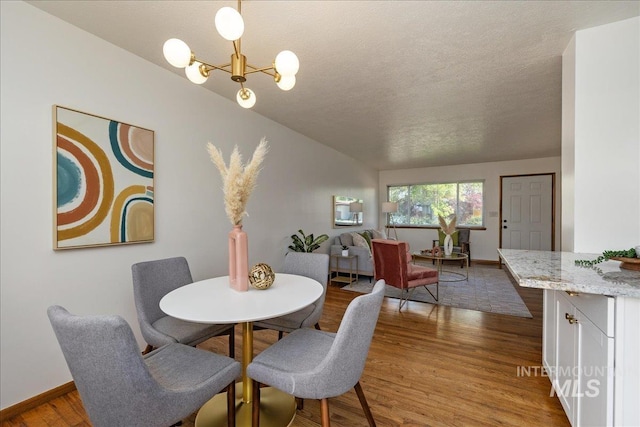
159,273 -> 324,427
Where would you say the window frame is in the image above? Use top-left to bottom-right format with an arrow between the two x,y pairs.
386,180 -> 485,229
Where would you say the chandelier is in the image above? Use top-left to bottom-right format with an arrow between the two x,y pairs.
162,0 -> 299,109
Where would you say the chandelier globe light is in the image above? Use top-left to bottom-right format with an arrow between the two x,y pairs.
237,88 -> 256,109
215,7 -> 244,41
162,0 -> 299,108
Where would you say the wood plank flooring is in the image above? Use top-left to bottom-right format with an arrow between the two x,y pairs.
1,273 -> 570,426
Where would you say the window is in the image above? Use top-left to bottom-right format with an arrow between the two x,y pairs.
387,181 -> 484,227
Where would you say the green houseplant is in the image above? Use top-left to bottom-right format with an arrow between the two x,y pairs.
575,248 -> 637,267
288,229 -> 329,253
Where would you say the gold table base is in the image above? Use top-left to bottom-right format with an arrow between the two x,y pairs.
195,382 -> 296,427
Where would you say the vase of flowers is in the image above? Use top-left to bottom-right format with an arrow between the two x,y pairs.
438,215 -> 457,256
207,138 -> 268,292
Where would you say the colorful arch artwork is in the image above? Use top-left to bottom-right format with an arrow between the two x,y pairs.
54,106 -> 154,249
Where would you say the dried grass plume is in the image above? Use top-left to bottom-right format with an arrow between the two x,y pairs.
206,138 -> 269,225
438,215 -> 457,235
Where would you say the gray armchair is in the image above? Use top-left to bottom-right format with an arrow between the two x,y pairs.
253,252 -> 330,339
432,228 -> 471,266
247,280 -> 386,427
132,256 -> 235,355
47,305 -> 241,427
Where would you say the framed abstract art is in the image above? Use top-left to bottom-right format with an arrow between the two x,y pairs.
53,106 -> 154,249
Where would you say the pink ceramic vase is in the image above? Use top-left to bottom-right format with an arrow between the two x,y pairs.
228,224 -> 249,292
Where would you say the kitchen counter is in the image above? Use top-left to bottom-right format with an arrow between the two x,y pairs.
497,249 -> 640,298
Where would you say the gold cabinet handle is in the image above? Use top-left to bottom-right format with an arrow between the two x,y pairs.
565,313 -> 578,324
565,291 -> 580,297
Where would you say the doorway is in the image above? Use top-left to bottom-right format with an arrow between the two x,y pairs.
500,174 -> 555,251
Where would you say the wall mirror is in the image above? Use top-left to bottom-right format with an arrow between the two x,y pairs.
333,196 -> 363,228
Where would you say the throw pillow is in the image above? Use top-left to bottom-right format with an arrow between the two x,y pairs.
438,229 -> 459,246
351,232 -> 372,257
371,229 -> 387,239
359,231 -> 372,249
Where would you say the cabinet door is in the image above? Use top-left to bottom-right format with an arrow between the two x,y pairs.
576,312 -> 614,427
556,294 -> 577,423
543,289 -> 556,379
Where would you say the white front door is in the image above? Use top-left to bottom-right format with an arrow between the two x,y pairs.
501,174 -> 553,250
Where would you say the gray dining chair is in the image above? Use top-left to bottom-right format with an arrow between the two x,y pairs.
47,305 -> 241,427
253,252 -> 330,339
247,279 -> 386,427
132,256 -> 235,356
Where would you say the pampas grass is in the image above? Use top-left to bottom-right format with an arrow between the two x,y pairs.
207,138 -> 269,225
438,215 -> 457,234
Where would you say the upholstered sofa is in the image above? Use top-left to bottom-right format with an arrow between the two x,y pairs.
329,229 -> 388,278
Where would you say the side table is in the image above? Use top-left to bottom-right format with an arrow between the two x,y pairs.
330,254 -> 359,285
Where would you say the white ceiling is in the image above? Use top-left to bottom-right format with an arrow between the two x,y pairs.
27,1 -> 640,170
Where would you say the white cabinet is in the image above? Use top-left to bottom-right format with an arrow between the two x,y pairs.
544,290 -> 614,427
577,312 -> 614,426
542,289 -> 556,374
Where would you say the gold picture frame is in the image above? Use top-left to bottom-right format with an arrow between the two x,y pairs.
53,106 -> 155,249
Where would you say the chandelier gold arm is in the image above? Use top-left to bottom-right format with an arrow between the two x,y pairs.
232,39 -> 241,59
165,0 -> 296,107
244,63 -> 278,78
196,60 -> 232,78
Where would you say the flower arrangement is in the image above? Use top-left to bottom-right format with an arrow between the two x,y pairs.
206,138 -> 269,225
438,215 -> 457,235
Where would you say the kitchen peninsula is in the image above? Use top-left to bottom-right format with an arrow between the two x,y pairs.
498,249 -> 639,427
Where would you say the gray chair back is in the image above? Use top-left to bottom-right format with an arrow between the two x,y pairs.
48,305 -> 240,427
316,279 -> 385,396
281,252 -> 330,327
132,256 -> 193,341
47,305 -> 168,426
458,228 -> 470,243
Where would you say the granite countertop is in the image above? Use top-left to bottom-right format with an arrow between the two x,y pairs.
498,249 -> 640,298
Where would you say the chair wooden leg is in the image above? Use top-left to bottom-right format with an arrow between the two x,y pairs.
320,398 -> 331,427
314,322 -> 321,330
142,344 -> 154,355
296,397 -> 304,410
252,380 -> 260,427
354,381 -> 376,427
227,381 -> 236,427
278,330 -> 284,340
228,327 -> 235,359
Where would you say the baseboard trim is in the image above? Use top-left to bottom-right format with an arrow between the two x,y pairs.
0,381 -> 76,421
473,259 -> 500,266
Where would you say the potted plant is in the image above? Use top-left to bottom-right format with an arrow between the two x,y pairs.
288,229 -> 329,253
341,245 -> 349,257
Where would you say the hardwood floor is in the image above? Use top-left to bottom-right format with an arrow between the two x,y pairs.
1,274 -> 570,426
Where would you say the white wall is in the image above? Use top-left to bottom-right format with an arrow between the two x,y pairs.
561,36 -> 576,252
562,17 -> 640,253
562,18 -> 640,426
378,157 -> 562,261
0,1 -> 378,409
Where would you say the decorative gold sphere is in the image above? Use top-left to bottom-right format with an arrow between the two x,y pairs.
249,263 -> 275,290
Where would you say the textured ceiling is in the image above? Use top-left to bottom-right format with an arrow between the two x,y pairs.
27,1 -> 640,170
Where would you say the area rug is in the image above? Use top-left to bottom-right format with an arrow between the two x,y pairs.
341,264 -> 533,318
